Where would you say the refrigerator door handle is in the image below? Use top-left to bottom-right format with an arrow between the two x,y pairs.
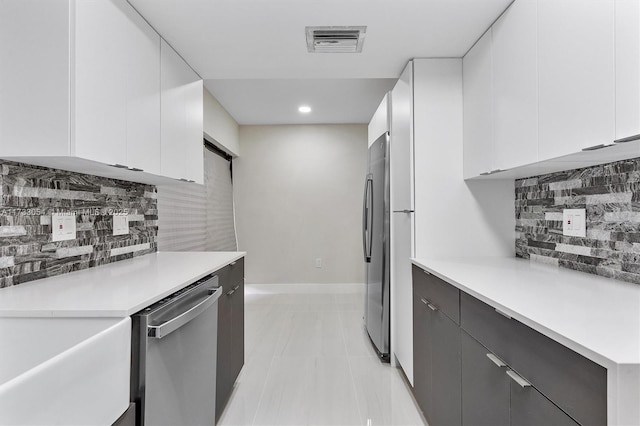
362,176 -> 373,262
362,177 -> 368,262
367,178 -> 373,260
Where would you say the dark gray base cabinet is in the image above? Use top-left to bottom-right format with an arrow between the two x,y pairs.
461,331 -> 510,426
412,265 -> 606,426
412,266 -> 461,426
460,292 -> 606,426
461,331 -> 579,426
215,258 -> 245,420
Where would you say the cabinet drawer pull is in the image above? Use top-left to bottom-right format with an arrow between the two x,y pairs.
423,270 -> 431,275
420,298 -> 429,305
486,353 -> 506,367
614,133 -> 640,143
506,370 -> 532,388
427,303 -> 438,311
230,261 -> 237,266
495,308 -> 512,320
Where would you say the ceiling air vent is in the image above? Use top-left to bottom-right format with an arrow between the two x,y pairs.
305,26 -> 367,53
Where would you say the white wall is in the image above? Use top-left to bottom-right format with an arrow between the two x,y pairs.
203,88 -> 240,156
235,124 -> 367,284
413,58 -> 514,260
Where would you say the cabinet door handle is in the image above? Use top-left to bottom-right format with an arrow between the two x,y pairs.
233,284 -> 240,291
420,298 -> 429,305
581,143 -> 614,151
614,133 -> 640,143
226,288 -> 235,296
480,169 -> 505,176
423,270 -> 431,275
486,353 -> 506,367
495,308 -> 512,320
230,261 -> 237,266
506,370 -> 532,388
427,303 -> 438,311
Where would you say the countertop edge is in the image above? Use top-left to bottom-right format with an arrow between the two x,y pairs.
410,257 -> 625,369
0,252 -> 246,318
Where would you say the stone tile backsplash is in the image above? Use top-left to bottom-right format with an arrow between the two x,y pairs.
0,161 -> 157,288
516,158 -> 640,285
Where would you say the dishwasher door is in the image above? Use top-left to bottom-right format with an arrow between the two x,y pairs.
132,275 -> 221,426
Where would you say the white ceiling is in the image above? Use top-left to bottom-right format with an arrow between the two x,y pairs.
129,0 -> 513,124
204,78 -> 397,125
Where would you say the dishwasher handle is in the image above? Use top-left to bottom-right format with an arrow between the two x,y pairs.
148,287 -> 222,339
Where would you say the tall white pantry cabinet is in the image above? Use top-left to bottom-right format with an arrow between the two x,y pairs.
372,59 -> 514,386
0,0 -> 204,184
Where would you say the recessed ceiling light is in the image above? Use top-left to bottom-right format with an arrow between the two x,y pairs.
298,106 -> 311,113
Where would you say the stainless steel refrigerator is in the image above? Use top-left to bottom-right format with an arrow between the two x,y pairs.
362,132 -> 390,361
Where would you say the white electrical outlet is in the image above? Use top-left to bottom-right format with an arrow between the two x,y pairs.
315,258 -> 322,268
51,213 -> 76,242
563,208 -> 586,237
112,214 -> 129,236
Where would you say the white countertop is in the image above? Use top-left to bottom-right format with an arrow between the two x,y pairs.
411,257 -> 640,367
0,251 -> 245,318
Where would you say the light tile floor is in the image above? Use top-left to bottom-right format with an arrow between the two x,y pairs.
217,284 -> 427,426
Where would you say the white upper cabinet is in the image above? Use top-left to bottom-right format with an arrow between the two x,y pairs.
73,0 -> 162,174
615,0 -> 640,141
0,0 -> 200,184
463,30 -> 493,179
368,93 -> 389,146
74,0 -> 129,168
0,0 -> 71,157
537,0 -> 615,160
390,63 -> 413,212
491,0 -> 538,170
160,40 -> 204,184
123,2 -> 162,174
463,0 -> 633,179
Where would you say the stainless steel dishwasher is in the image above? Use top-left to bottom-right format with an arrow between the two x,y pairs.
131,273 -> 222,426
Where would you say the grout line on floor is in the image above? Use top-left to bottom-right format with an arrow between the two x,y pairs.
340,310 -> 366,425
249,305 -> 288,426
